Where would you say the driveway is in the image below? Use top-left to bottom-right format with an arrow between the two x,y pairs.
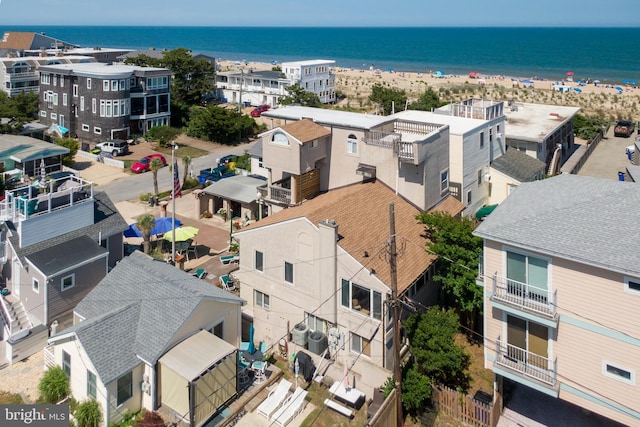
577,127 -> 636,180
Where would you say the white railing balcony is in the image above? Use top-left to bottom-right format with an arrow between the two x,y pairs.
0,297 -> 14,337
491,273 -> 557,318
269,186 -> 292,205
4,71 -> 37,80
44,346 -> 56,370
495,338 -> 557,386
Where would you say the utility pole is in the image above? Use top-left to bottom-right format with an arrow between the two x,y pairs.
389,202 -> 403,427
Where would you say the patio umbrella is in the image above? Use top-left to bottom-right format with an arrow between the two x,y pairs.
123,217 -> 182,238
247,324 -> 256,355
573,87 -> 582,93
163,225 -> 198,242
434,70 -> 444,77
38,159 -> 47,188
520,79 -> 534,84
566,71 -> 574,76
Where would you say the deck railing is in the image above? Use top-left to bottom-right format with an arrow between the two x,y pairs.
495,338 -> 557,386
491,273 -> 556,318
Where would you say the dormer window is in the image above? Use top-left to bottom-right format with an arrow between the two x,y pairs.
272,132 -> 289,146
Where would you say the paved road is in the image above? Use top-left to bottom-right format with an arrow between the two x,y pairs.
99,141 -> 257,203
577,127 -> 636,181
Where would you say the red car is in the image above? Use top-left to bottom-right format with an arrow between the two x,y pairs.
250,104 -> 270,117
130,154 -> 167,173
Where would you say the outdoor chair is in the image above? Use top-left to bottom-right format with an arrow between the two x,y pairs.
186,241 -> 198,260
220,254 -> 240,265
257,378 -> 292,419
192,268 -> 207,279
271,387 -> 308,427
219,274 -> 236,291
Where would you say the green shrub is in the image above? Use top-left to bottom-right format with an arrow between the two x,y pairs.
182,177 -> 200,190
133,410 -> 165,427
146,126 -> 181,147
38,366 -> 70,403
75,400 -> 103,427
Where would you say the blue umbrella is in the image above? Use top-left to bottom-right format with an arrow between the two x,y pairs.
123,217 -> 182,238
573,87 -> 582,93
521,79 -> 534,84
434,70 -> 444,76
247,324 -> 256,354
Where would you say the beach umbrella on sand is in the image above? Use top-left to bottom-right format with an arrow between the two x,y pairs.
566,71 -> 574,76
434,71 -> 444,77
616,86 -> 624,92
469,72 -> 476,78
521,79 -> 534,84
573,87 -> 582,93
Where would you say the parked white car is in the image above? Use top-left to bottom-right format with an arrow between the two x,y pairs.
95,140 -> 129,156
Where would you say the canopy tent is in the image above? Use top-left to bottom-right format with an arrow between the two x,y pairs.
123,217 -> 182,238
159,331 -> 237,427
475,204 -> 499,220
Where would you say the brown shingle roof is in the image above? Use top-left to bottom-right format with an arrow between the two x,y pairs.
280,118 -> 331,143
429,194 -> 465,217
242,180 -> 436,293
0,32 -> 35,50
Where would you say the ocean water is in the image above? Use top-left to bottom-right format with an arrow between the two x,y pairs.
3,26 -> 640,83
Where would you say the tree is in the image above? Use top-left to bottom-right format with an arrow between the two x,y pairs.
278,83 -> 321,107
573,114 -> 608,140
185,105 -> 257,144
146,125 -> 181,147
181,155 -> 191,189
74,400 -> 103,427
38,366 -> 70,403
404,307 -> 471,391
150,157 -> 164,196
369,83 -> 407,115
136,214 -> 156,255
54,137 -> 79,167
409,87 -> 446,111
417,212 -> 483,328
0,91 -> 39,133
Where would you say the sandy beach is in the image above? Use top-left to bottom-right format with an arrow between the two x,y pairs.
218,60 -> 640,120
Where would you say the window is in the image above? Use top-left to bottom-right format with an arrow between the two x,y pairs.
94,127 -> 102,135
41,73 -> 50,85
255,251 -> 263,272
61,274 -> 74,291
32,278 -> 39,293
100,100 -> 105,117
478,169 -> 483,186
82,124 -> 89,132
306,312 -> 325,332
113,101 -> 120,117
347,134 -> 358,154
624,278 -> 640,294
489,128 -> 494,143
106,100 -> 112,117
341,279 -> 382,320
467,190 -> 472,204
480,132 -> 485,148
255,290 -> 270,310
119,79 -> 125,90
603,362 -> 634,384
111,80 -> 118,91
63,93 -> 67,106
116,371 -> 133,406
506,250 -> 548,299
73,84 -> 78,97
440,169 -> 449,193
284,261 -> 293,284
87,78 -> 91,89
309,140 -> 318,149
271,132 -> 289,145
80,96 -> 84,112
92,98 -> 96,114
87,370 -> 97,399
60,76 -> 64,88
351,333 -> 371,356
103,80 -> 109,91
40,110 -> 47,117
50,113 -> 57,120
53,93 -> 58,105
62,351 -> 71,377
506,315 -> 549,367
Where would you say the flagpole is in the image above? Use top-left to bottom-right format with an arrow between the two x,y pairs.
171,142 -> 177,264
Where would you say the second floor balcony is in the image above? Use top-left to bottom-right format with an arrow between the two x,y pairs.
495,338 -> 557,388
490,273 -> 557,319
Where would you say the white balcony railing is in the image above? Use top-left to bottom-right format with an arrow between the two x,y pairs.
491,273 -> 557,318
495,338 -> 557,386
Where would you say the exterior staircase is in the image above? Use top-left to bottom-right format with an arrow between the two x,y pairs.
1,294 -> 32,340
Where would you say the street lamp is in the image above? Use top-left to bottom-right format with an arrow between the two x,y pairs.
256,191 -> 262,221
171,142 -> 178,264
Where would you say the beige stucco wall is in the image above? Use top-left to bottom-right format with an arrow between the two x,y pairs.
487,168 -> 519,206
170,299 -> 242,350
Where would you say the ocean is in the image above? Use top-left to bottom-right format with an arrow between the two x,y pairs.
3,26 -> 640,83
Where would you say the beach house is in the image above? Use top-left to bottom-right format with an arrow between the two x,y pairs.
0,176 -> 127,367
36,62 -> 172,143
503,102 -> 579,174
0,31 -> 77,52
475,174 -> 640,426
216,59 -> 336,106
234,179 -> 459,391
45,251 -> 244,427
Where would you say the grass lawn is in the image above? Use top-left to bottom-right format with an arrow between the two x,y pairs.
456,333 -> 493,396
272,359 -> 368,427
0,391 -> 24,404
156,144 -> 209,160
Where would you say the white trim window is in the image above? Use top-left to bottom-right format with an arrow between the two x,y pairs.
87,78 -> 92,90
61,274 -> 75,291
284,261 -> 294,284
94,127 -> 102,135
32,278 -> 39,293
40,73 -> 50,85
350,332 -> 371,356
62,350 -> 71,377
40,110 -> 47,117
440,169 -> 449,194
255,290 -> 270,310
103,80 -> 110,91
624,277 -> 640,295
80,96 -> 84,112
73,84 -> 78,97
87,370 -> 97,400
255,250 -> 264,272
603,361 -> 635,385
341,279 -> 383,320
111,80 -> 118,91
82,124 -> 90,132
63,93 -> 67,106
50,113 -> 57,120
347,134 -> 358,154
92,98 -> 96,114
116,371 -> 133,406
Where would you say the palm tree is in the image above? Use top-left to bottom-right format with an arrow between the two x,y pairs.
150,157 -> 163,196
181,155 -> 191,189
136,213 -> 155,254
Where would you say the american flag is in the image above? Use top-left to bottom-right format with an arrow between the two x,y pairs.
173,161 -> 182,198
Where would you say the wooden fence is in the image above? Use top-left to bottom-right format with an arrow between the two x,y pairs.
431,384 -> 500,427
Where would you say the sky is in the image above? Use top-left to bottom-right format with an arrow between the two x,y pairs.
0,0 -> 638,27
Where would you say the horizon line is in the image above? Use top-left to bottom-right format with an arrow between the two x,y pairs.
1,25 -> 640,29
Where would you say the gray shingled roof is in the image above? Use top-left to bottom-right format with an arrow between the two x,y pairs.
9,191 -> 128,265
491,148 -> 546,182
247,139 -> 262,158
67,251 -> 243,384
28,235 -> 107,276
474,174 -> 640,276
